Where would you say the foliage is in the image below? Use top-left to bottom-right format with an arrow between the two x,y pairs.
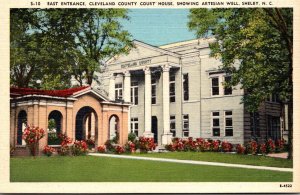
85,138 -> 95,149
128,132 -> 137,142
71,140 -> 88,156
10,9 -> 133,88
221,141 -> 233,152
236,144 -> 246,155
97,145 -> 106,153
112,132 -> 119,144
259,143 -> 267,155
275,138 -> 285,152
137,137 -> 156,153
114,145 -> 125,154
57,133 -> 72,156
104,140 -> 115,152
246,140 -> 258,155
22,125 -> 45,156
124,141 -> 136,153
266,139 -> 275,154
43,145 -> 56,157
188,8 -> 293,159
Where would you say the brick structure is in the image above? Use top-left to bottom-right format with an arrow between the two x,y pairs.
10,86 -> 129,156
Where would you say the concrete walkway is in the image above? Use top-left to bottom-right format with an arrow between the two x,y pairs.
89,153 -> 292,172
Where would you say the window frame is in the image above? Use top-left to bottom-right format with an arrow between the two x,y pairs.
224,110 -> 233,136
130,81 -> 138,105
151,78 -> 157,104
183,73 -> 189,101
170,74 -> 176,103
170,115 -> 176,137
182,114 -> 189,137
211,111 -> 220,137
115,83 -> 123,100
130,117 -> 139,136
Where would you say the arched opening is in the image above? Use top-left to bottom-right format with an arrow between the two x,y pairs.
17,110 -> 27,145
48,110 -> 63,145
75,106 -> 98,146
109,115 -> 120,143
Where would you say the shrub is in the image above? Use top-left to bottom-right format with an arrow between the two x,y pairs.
125,141 -> 136,153
58,145 -> 70,156
138,137 -> 156,153
112,132 -> 119,144
236,144 -> 246,154
246,140 -> 258,155
266,139 -> 275,153
57,133 -> 72,156
221,141 -> 233,152
165,143 -> 176,151
259,143 -> 267,155
22,125 -> 45,156
275,138 -> 285,152
86,138 -> 95,149
48,132 -> 61,145
128,132 -> 137,142
196,138 -> 205,152
105,140 -> 115,152
58,133 -> 72,146
71,140 -> 88,156
43,145 -> 55,157
114,145 -> 125,154
97,145 -> 106,153
211,140 -> 220,152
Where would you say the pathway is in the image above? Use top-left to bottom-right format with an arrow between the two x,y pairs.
89,153 -> 292,172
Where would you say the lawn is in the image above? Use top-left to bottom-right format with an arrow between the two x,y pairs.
10,156 -> 292,182
132,152 -> 293,168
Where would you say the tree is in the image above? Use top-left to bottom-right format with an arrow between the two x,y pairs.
10,9 -> 132,88
188,8 -> 293,159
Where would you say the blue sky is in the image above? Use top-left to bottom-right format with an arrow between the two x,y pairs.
122,9 -> 196,46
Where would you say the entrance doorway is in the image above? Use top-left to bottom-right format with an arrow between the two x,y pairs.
151,116 -> 158,143
75,106 -> 98,142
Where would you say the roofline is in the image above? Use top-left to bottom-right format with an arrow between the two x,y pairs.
72,88 -> 110,102
159,37 -> 215,49
11,94 -> 77,101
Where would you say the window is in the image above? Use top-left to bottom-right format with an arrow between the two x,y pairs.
170,115 -> 176,137
130,118 -> 138,136
250,112 -> 260,137
182,114 -> 189,137
211,77 -> 219,96
115,83 -> 123,100
225,111 -> 233,136
151,78 -> 156,104
212,111 -> 220,136
130,81 -> 138,105
224,76 -> 232,95
183,73 -> 189,101
170,74 -> 176,102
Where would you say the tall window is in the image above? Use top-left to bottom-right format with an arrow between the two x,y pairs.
151,78 -> 156,104
183,73 -> 189,101
130,81 -> 138,105
225,111 -> 233,136
250,112 -> 260,137
212,111 -> 220,136
170,74 -> 176,102
170,115 -> 176,137
211,77 -> 219,96
182,114 -> 189,137
115,83 -> 123,100
224,76 -> 232,95
130,118 -> 139,136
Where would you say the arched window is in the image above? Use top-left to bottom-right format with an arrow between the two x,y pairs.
17,110 -> 27,145
48,110 -> 63,145
109,115 -> 119,143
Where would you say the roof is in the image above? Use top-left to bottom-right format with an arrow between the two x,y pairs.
10,86 -> 90,98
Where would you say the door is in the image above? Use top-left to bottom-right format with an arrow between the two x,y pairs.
151,116 -> 158,143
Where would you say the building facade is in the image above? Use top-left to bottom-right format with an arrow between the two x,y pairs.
103,39 -> 287,145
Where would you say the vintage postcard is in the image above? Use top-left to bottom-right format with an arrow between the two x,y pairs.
0,0 -> 299,193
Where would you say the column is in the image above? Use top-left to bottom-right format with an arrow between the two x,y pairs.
143,66 -> 153,138
109,74 -> 115,100
161,64 -> 173,145
123,70 -> 131,103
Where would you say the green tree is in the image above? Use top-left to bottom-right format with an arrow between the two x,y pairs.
188,8 -> 293,159
10,9 -> 132,88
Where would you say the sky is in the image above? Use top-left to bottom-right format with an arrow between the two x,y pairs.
122,9 -> 196,46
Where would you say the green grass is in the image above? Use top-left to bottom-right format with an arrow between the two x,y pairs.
10,156 -> 292,182
131,152 -> 293,168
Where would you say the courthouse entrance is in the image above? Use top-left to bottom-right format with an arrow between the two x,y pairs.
152,116 -> 158,143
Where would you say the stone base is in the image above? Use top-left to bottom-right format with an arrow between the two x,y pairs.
142,132 -> 154,138
161,133 -> 173,145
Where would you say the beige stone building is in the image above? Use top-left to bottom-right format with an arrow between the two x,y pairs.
102,39 -> 288,145
10,86 -> 129,155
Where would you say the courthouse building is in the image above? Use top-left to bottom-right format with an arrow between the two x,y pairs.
102,38 -> 287,145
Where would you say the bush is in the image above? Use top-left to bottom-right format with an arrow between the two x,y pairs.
58,145 -> 70,156
221,141 -> 232,152
71,140 -> 88,156
246,140 -> 258,155
105,140 -> 115,152
86,138 -> 95,149
128,132 -> 137,142
57,133 -> 72,156
211,140 -> 220,152
22,125 -> 45,156
138,137 -> 156,153
275,138 -> 285,152
125,141 -> 136,153
97,145 -> 106,153
259,143 -> 267,155
43,145 -> 55,157
48,132 -> 61,145
266,139 -> 275,153
114,145 -> 125,154
236,144 -> 246,154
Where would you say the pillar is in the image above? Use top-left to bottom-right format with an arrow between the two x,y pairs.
143,66 -> 153,138
109,74 -> 115,100
123,70 -> 131,103
161,64 -> 173,145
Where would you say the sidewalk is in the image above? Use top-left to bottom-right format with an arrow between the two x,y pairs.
267,152 -> 288,159
89,153 -> 293,172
